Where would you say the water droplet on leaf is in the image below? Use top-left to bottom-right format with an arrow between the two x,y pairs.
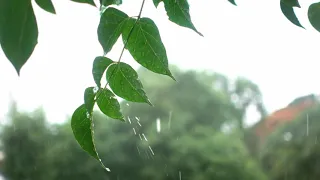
93,87 -> 99,93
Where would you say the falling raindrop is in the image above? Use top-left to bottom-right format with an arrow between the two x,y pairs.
133,128 -> 136,135
148,145 -> 154,155
135,116 -> 140,121
138,134 -> 143,140
136,146 -> 141,155
142,133 -> 148,141
179,171 -> 182,180
156,118 -> 161,133
126,103 -> 130,106
164,164 -> 168,175
168,111 -> 172,130
137,121 -> 142,127
127,117 -> 132,124
306,113 -> 309,136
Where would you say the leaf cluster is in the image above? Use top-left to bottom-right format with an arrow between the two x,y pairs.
69,0 -> 202,165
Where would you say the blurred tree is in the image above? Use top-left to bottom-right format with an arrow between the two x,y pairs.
260,104 -> 320,180
0,101 -> 107,180
0,103 -> 54,180
231,77 -> 267,131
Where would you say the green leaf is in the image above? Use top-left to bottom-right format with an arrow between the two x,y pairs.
122,18 -> 175,79
100,0 -> 122,7
228,0 -> 237,6
98,7 -> 128,54
84,87 -> 97,113
161,0 -> 202,36
70,0 -> 96,6
35,0 -> 56,14
71,104 -> 99,160
153,0 -> 161,7
96,88 -> 124,121
308,2 -> 320,32
92,56 -> 114,87
107,62 -> 152,105
280,1 -> 304,28
281,0 -> 300,8
0,0 -> 38,75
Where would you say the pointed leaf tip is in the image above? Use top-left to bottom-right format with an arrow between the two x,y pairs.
167,70 -> 176,81
280,1 -> 304,28
281,0 -> 301,8
169,74 -> 176,81
152,0 -> 161,7
228,0 -> 237,6
35,0 -> 56,14
161,0 -> 201,35
0,0 -> 38,75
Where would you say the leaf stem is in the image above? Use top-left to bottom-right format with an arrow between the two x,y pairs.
138,0 -> 146,19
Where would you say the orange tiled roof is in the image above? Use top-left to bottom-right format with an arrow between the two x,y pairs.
255,95 -> 317,141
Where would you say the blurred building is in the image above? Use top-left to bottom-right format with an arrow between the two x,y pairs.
253,94 -> 319,146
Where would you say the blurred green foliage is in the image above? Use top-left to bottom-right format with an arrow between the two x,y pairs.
0,66 -> 288,180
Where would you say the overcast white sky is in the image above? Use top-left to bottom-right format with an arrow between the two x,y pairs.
0,0 -> 319,124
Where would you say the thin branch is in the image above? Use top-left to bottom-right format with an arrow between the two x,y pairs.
95,0 -> 146,100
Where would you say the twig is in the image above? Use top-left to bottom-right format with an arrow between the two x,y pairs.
95,0 -> 146,100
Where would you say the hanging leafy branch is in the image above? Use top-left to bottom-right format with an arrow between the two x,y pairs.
0,0 -> 201,169
1,0 -> 320,169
